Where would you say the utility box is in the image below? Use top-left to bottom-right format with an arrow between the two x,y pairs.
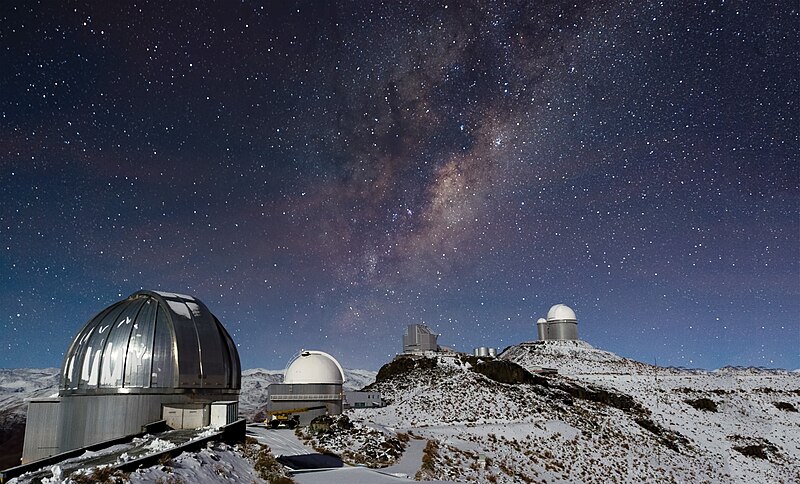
162,403 -> 209,429
211,401 -> 239,428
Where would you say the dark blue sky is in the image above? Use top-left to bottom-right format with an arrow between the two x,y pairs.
2,1 -> 797,371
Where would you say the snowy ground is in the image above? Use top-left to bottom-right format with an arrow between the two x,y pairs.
247,426 -> 451,483
9,427 -> 227,483
340,345 -> 800,483
3,347 -> 798,483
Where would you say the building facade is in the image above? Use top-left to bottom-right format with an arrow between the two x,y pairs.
266,350 -> 345,425
344,391 -> 383,409
537,304 -> 579,341
402,324 -> 439,353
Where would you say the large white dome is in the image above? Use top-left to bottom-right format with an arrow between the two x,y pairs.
284,350 -> 345,384
546,304 -> 577,322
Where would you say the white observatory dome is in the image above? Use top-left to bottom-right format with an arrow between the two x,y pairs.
546,304 -> 577,322
536,318 -> 547,324
284,350 -> 345,385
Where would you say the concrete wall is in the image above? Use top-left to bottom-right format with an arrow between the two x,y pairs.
21,399 -> 61,464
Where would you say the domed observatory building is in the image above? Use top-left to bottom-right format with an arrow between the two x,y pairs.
266,350 -> 345,426
537,304 -> 579,341
22,290 -> 240,463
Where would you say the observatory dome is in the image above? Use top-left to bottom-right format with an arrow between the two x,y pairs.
546,304 -> 577,322
284,350 -> 345,385
60,290 -> 240,394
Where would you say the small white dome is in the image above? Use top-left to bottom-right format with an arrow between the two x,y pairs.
546,304 -> 577,322
284,350 -> 345,384
537,318 -> 547,324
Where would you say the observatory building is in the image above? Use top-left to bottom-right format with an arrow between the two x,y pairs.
266,350 -> 345,425
537,304 -> 579,341
22,290 -> 241,463
402,324 -> 439,353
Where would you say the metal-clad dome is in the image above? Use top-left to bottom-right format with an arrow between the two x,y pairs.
546,304 -> 577,322
60,290 -> 240,394
284,350 -> 345,385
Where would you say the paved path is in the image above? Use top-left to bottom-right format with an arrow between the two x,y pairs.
245,425 -> 312,456
381,436 -> 426,478
244,424 -> 453,483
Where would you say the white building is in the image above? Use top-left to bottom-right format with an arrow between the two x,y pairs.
266,350 -> 345,425
537,304 -> 579,341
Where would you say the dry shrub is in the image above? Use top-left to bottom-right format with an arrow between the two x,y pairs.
773,401 -> 797,412
70,466 -> 128,484
685,398 -> 718,412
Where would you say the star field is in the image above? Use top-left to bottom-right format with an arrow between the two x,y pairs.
1,1 -> 797,371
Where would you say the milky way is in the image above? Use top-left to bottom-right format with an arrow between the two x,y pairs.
1,1 -> 797,370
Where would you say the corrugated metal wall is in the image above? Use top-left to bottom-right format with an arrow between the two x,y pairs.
21,399 -> 61,464
55,392 -> 237,453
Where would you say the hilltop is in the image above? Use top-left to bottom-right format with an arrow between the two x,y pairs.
307,343 -> 800,483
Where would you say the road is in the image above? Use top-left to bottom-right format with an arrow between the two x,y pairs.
245,425 -> 310,456
244,424 -> 453,483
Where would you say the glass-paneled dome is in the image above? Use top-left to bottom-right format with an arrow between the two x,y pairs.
60,290 -> 240,394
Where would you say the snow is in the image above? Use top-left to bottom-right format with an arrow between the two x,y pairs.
152,290 -> 195,301
167,300 -> 192,319
292,466 -> 452,483
246,426 -> 312,456
128,442 -> 266,484
143,437 -> 177,453
0,368 -> 60,405
381,435 -> 428,477
3,348 -> 798,483
347,349 -> 800,483
186,302 -> 204,318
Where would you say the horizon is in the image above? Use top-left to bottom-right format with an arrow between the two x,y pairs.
2,337 -> 799,373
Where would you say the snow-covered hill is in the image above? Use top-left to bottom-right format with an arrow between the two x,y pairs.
336,346 -> 800,483
500,340 -> 684,375
0,369 -> 60,469
497,340 -> 800,483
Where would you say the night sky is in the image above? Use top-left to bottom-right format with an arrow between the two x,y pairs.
2,1 -> 798,372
